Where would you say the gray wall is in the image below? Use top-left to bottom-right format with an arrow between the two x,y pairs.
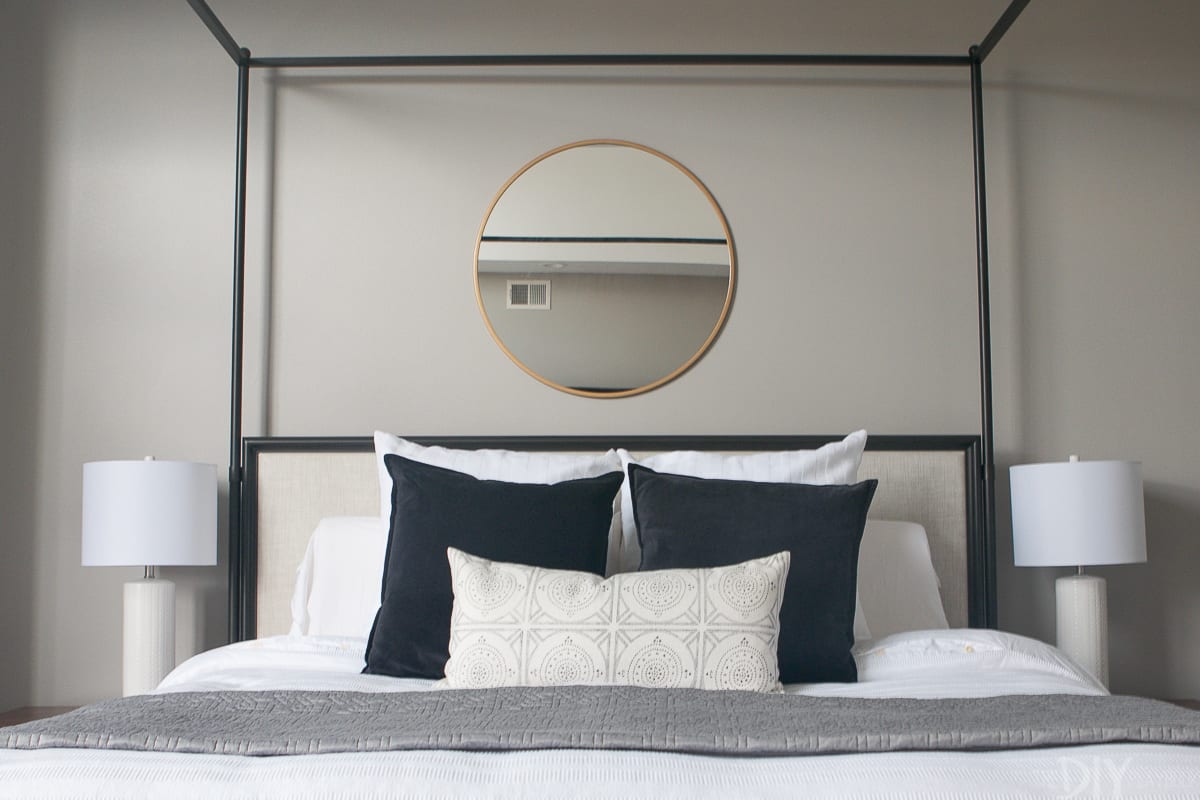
986,1 -> 1200,699
2,0 -> 1197,706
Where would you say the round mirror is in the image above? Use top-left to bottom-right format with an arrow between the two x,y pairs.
475,140 -> 735,398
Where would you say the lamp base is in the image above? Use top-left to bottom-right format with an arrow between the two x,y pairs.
1055,573 -> 1108,688
123,578 -> 175,696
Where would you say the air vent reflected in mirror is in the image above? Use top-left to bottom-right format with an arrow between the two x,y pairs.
506,279 -> 551,310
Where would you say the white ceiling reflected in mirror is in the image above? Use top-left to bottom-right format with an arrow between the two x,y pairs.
475,140 -> 735,398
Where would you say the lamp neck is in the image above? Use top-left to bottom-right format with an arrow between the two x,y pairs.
144,565 -> 157,580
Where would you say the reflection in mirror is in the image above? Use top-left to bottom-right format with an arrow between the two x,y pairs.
475,140 -> 735,398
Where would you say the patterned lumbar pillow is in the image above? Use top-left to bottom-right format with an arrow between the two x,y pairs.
441,547 -> 790,692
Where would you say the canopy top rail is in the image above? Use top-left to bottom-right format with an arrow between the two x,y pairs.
188,0 -> 1031,70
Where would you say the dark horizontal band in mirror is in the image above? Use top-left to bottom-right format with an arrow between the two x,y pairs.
482,236 -> 727,245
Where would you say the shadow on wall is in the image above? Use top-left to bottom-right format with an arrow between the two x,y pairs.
0,4 -> 49,710
165,484 -> 231,661
1111,483 -> 1200,698
993,460 -> 1058,646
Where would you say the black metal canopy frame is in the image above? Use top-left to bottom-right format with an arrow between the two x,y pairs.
187,0 -> 1032,640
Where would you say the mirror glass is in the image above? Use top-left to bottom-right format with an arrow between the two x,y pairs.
475,140 -> 735,397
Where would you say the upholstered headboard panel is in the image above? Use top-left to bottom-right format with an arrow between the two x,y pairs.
235,435 -> 989,641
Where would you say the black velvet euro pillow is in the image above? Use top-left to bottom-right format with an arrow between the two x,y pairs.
629,464 -> 877,683
364,454 -> 623,679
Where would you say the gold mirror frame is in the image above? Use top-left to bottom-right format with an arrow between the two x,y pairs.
474,139 -> 736,399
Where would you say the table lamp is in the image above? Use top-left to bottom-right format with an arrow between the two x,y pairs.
82,458 -> 217,696
1009,456 -> 1146,687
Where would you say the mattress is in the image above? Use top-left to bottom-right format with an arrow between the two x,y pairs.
3,629 -> 1199,799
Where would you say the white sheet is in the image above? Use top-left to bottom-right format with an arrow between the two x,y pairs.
4,630 -> 1198,799
152,628 -> 1106,699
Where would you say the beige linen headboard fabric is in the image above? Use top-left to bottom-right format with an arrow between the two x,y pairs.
252,450 -> 378,639
239,436 -> 987,640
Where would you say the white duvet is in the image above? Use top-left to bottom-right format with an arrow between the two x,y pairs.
3,629 -> 1198,799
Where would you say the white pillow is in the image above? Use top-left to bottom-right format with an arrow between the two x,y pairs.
442,547 -> 789,692
857,520 -> 948,637
616,430 -> 868,573
289,516 -> 388,637
374,431 -> 625,572
850,629 -> 1106,696
287,517 -> 946,642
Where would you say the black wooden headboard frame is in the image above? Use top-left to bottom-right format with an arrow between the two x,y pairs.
236,433 -> 988,643
187,0 -> 1034,640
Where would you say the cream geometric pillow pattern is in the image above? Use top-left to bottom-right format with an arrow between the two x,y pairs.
441,547 -> 790,693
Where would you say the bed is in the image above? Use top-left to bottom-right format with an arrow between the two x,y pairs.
3,432 -> 1199,799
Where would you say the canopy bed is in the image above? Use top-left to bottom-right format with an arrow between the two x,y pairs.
4,1 -> 1199,797
192,0 -> 1022,638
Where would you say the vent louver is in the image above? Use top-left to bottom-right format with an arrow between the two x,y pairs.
506,280 -> 551,310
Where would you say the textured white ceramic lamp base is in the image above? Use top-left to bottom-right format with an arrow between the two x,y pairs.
1056,573 -> 1108,688
123,578 -> 175,696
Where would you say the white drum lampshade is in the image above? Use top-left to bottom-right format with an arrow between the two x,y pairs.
1010,457 -> 1146,687
82,459 -> 217,696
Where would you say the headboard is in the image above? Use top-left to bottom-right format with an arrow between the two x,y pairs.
233,435 -> 992,642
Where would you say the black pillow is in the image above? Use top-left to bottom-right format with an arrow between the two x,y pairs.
364,454 -> 623,679
629,463 -> 877,683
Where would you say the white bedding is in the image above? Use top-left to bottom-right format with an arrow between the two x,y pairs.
3,630 -> 1198,799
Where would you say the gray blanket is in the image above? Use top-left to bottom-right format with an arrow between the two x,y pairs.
4,687 -> 1199,758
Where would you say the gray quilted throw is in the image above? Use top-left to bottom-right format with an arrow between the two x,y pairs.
4,687 -> 1200,757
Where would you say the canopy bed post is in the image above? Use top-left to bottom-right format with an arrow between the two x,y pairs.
966,0 -> 1033,628
227,51 -> 251,640
968,48 -> 997,629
